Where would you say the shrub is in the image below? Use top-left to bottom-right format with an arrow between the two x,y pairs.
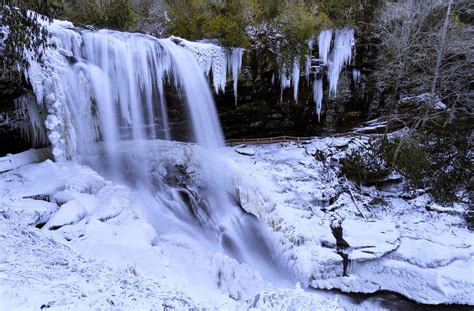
341,120 -> 472,206
340,138 -> 393,185
63,0 -> 135,31
1,0 -> 63,74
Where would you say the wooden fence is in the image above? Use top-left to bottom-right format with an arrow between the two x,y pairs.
226,135 -> 313,146
225,132 -> 374,146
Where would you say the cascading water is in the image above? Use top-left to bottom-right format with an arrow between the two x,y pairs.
24,20 -> 290,286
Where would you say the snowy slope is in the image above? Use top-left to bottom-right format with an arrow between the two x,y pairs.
0,157 -> 342,310
0,136 -> 472,308
222,137 -> 474,305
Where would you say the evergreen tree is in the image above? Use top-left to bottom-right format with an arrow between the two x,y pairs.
1,0 -> 62,78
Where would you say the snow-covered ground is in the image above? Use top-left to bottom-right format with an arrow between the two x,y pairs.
222,137 -> 473,306
0,136 -> 472,309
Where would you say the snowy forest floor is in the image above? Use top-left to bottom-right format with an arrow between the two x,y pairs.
0,135 -> 472,310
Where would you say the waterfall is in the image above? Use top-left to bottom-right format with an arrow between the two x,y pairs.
23,19 -> 290,286
25,23 -> 230,161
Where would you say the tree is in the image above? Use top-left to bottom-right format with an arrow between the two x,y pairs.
1,0 -> 62,79
375,0 -> 472,117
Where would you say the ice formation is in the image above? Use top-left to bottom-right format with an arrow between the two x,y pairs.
328,29 -> 355,96
278,28 -> 354,120
14,93 -> 48,147
318,29 -> 333,64
230,48 -> 243,104
352,68 -> 361,88
313,79 -> 323,122
305,37 -> 315,81
292,57 -> 300,102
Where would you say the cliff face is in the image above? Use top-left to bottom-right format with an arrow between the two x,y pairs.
0,72 -> 34,156
214,36 -> 380,139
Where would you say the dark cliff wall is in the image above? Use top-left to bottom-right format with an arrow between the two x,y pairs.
214,35 -> 380,139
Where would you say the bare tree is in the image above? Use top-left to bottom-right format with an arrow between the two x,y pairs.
373,0 -> 473,162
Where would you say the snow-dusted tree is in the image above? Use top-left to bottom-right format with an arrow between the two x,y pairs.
375,0 -> 473,118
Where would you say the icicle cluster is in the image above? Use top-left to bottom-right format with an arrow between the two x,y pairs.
328,29 -> 355,96
278,28 -> 355,121
14,93 -> 48,147
318,30 -> 333,64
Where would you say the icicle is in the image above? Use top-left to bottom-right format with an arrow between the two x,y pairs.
230,48 -> 243,105
292,57 -> 300,102
328,28 -> 354,96
313,78 -> 323,122
318,30 -> 333,64
280,67 -> 291,101
305,37 -> 314,81
14,94 -> 48,147
352,69 -> 361,88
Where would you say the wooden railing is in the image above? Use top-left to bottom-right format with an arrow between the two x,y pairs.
226,135 -> 313,146
225,132 -> 376,146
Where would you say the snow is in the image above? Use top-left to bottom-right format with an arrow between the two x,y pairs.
0,148 -> 52,173
0,150 -> 343,310
1,137 -> 473,307
220,137 -> 473,305
236,146 -> 256,156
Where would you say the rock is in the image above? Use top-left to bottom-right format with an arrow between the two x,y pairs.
236,147 -> 256,156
